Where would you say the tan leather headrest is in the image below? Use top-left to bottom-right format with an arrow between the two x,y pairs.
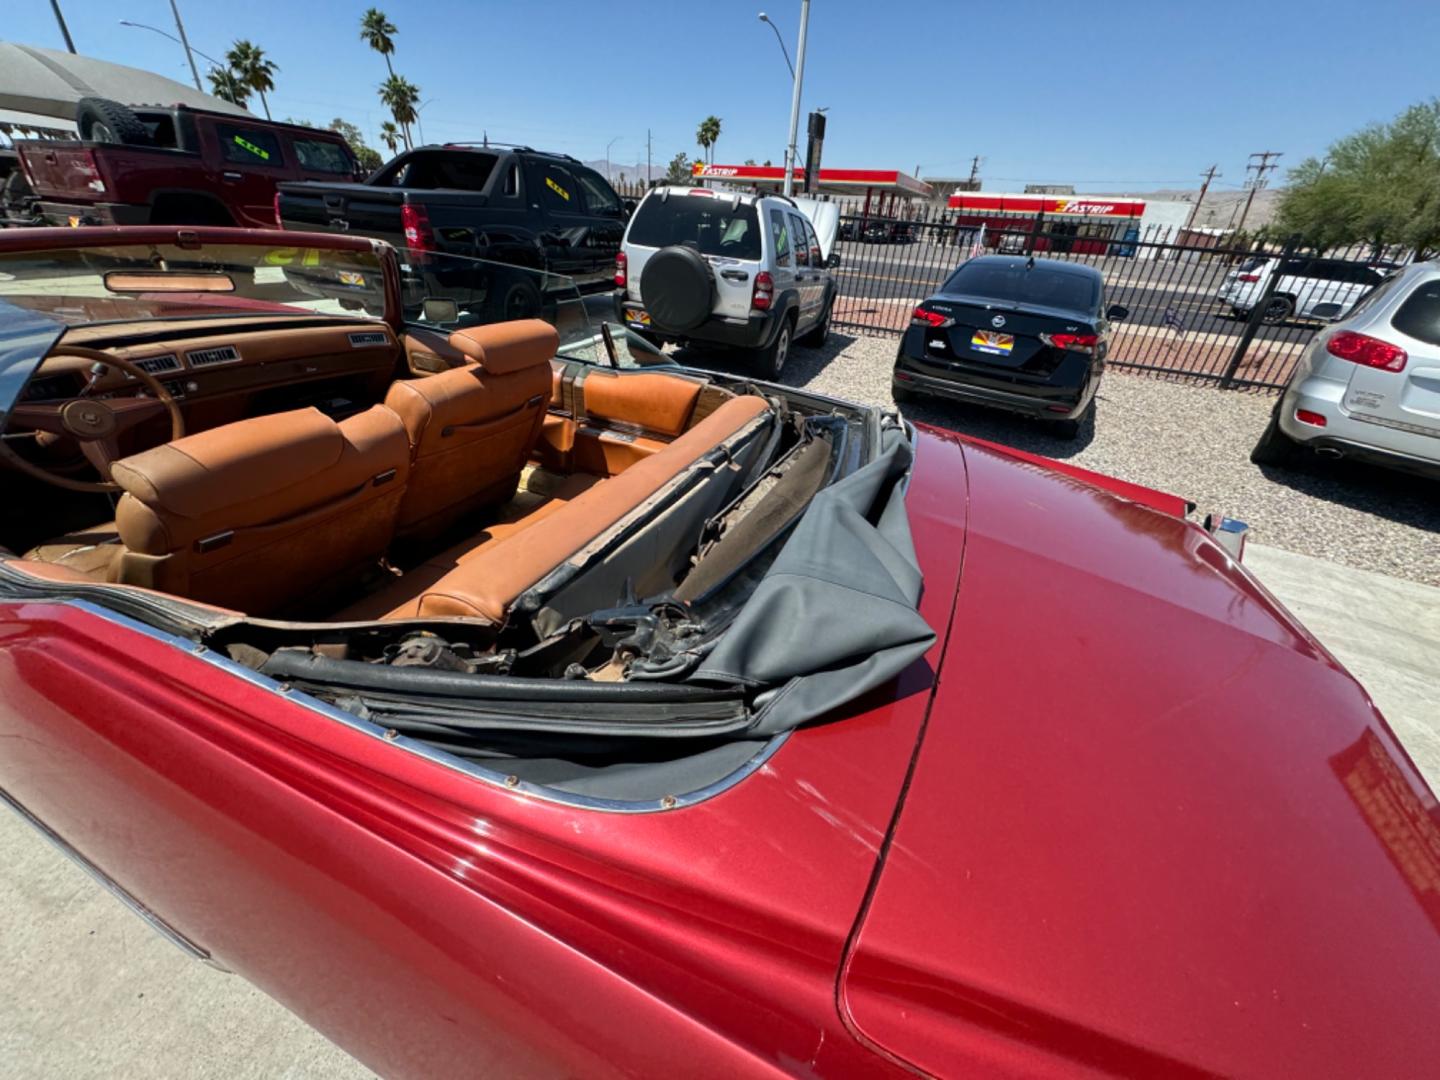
448,319 -> 559,375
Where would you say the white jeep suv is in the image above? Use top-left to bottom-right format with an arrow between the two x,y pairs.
613,186 -> 839,377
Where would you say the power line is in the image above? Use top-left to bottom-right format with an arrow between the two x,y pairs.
1186,164 -> 1221,229
1235,150 -> 1282,234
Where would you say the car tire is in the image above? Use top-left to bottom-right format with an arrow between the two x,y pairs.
639,246 -> 715,332
495,277 -> 543,321
799,294 -> 832,347
74,97 -> 153,146
1054,397 -> 1095,441
754,317 -> 793,380
891,382 -> 916,404
1250,405 -> 1299,466
1261,296 -> 1294,325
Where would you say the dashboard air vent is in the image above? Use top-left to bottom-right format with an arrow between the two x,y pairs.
126,353 -> 182,378
187,345 -> 241,368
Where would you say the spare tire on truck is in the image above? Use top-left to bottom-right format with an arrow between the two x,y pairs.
75,98 -> 153,146
639,245 -> 715,333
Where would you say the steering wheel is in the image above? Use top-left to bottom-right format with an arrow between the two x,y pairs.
0,346 -> 186,493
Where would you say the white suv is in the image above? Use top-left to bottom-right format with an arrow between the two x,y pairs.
1217,255 -> 1396,324
613,186 -> 839,377
1251,259 -> 1440,479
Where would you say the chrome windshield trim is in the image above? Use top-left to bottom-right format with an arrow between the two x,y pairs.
61,600 -> 788,815
0,785 -> 226,970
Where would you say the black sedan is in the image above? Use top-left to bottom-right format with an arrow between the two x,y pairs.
893,255 -> 1127,438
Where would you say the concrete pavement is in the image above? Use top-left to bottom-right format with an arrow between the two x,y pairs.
1243,543 -> 1440,786
1,543 -> 1435,1077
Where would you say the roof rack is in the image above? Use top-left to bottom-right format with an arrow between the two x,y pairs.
443,141 -> 535,152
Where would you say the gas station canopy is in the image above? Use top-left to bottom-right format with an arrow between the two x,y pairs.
693,163 -> 932,200
0,40 -> 251,134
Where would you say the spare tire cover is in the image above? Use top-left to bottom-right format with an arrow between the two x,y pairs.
640,246 -> 715,332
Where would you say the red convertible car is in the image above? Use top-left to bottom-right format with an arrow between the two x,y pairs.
0,227 -> 1437,1078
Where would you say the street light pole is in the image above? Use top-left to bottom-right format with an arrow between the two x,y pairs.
606,136 -> 623,182
118,21 -> 224,72
416,99 -> 435,145
782,0 -> 810,198
50,1 -> 77,53
757,13 -> 794,78
167,0 -> 203,91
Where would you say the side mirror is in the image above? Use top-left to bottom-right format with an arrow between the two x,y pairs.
826,252 -> 842,269
621,198 -> 637,218
1106,304 -> 1129,321
421,297 -> 460,324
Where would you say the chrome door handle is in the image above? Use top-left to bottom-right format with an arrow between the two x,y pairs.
222,171 -> 242,181
720,269 -> 749,282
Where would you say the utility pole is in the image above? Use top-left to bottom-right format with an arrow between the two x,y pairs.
49,0 -> 77,52
646,129 -> 652,186
168,0 -> 203,92
1235,151 -> 1282,235
783,0 -> 811,198
967,155 -> 982,188
1186,164 -> 1220,230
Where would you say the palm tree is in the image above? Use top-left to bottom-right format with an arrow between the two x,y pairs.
207,67 -> 251,108
378,120 -> 401,155
379,75 -> 420,152
696,116 -> 722,166
360,8 -> 398,78
226,41 -> 278,121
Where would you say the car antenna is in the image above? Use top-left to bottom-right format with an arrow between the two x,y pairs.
1025,255 -> 1035,270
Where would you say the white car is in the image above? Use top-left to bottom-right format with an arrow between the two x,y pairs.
613,187 -> 839,377
1251,259 -> 1440,478
1218,255 -> 1396,324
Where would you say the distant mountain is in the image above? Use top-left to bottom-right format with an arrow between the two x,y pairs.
1106,187 -> 1284,230
585,159 -> 661,186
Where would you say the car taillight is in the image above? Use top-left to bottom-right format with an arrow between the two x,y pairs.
273,191 -> 282,227
910,306 -> 954,328
752,271 -> 774,311
1325,330 -> 1406,372
1040,332 -> 1099,354
615,251 -> 627,288
76,149 -> 105,194
1295,409 -> 1328,427
400,203 -> 435,252
1238,273 -> 1261,283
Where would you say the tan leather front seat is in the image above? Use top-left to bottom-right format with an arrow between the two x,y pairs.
385,319 -> 555,542
108,405 -> 410,614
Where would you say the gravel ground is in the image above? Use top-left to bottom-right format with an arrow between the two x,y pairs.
674,330 -> 1440,586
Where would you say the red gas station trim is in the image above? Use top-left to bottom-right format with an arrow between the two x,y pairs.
947,193 -> 1146,217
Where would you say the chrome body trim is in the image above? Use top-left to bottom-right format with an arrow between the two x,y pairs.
0,784 -> 228,971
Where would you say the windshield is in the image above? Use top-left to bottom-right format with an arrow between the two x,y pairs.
941,261 -> 1097,311
0,242 -> 389,326
393,251 -> 599,360
627,194 -> 762,259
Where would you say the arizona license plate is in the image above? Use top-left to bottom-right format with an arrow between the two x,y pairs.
625,308 -> 651,327
971,330 -> 1014,355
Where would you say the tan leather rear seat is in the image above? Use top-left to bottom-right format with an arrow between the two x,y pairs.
386,394 -> 772,622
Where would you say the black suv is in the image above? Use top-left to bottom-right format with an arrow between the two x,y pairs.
893,256 -> 1127,438
278,145 -> 630,310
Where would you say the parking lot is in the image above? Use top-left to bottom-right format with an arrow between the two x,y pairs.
682,330 -> 1440,586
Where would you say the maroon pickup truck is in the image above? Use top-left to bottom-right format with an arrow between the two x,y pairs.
15,98 -> 363,229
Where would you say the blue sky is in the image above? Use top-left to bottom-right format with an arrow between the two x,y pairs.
11,0 -> 1440,191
